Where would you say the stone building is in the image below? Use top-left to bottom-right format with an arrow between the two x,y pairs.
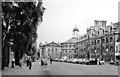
61,27 -> 79,59
77,34 -> 88,58
76,20 -> 120,62
86,20 -> 120,62
39,42 -> 61,60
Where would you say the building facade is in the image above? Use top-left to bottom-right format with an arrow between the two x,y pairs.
77,20 -> 120,62
39,42 -> 61,60
77,34 -> 88,58
61,27 -> 79,59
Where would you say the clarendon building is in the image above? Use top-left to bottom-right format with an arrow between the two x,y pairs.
39,42 -> 61,59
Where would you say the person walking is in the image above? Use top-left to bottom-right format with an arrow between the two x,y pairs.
26,56 -> 29,67
28,57 -> 32,70
42,56 -> 50,71
12,58 -> 15,68
19,58 -> 23,68
50,57 -> 52,64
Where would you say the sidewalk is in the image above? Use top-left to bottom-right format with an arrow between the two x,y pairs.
2,60 -> 47,75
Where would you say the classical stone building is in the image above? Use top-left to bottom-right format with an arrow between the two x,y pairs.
76,34 -> 88,58
86,20 -> 120,62
39,42 -> 61,60
61,27 -> 79,58
76,20 -> 120,62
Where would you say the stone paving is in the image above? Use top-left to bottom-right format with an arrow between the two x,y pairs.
2,60 -> 119,75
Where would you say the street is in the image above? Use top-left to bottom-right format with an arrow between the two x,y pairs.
2,60 -> 118,75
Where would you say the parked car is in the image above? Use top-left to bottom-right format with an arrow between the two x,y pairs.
68,59 -> 73,63
115,61 -> 120,66
59,58 -> 64,62
109,60 -> 120,66
86,59 -> 97,65
76,59 -> 83,64
109,60 -> 116,65
64,58 -> 68,62
82,59 -> 87,64
54,58 -> 59,62
66,59 -> 71,63
99,60 -> 105,65
72,58 -> 78,64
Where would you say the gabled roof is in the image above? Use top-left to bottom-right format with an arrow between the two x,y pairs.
61,37 -> 77,44
45,42 -> 61,47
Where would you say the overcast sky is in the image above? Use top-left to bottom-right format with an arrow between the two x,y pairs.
37,0 -> 119,46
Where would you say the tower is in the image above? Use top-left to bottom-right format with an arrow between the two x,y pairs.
72,26 -> 79,37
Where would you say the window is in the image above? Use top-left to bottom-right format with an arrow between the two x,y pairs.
110,46 -> 113,52
56,48 -> 57,51
69,45 -> 71,48
84,41 -> 86,45
106,45 -> 108,48
92,41 -> 94,45
92,33 -> 93,36
106,37 -> 108,43
102,38 -> 104,44
116,46 -> 118,53
48,48 -> 50,52
66,45 -> 68,48
84,48 -> 86,51
110,37 -> 113,43
94,40 -> 96,45
98,40 -> 100,44
52,48 -> 54,52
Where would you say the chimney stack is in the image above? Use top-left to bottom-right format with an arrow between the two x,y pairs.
100,20 -> 107,27
94,20 -> 100,26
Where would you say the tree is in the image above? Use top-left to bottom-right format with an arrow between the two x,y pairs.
2,0 -> 46,66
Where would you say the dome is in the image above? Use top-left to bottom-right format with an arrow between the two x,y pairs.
73,27 -> 79,32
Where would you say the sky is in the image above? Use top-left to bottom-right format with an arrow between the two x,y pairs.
36,0 -> 119,46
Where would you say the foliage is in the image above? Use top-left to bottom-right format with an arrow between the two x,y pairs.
2,1 -> 45,55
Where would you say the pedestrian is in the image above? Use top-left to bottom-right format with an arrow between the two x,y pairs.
11,58 -> 15,68
41,57 -> 50,71
28,57 -> 32,70
50,58 -> 52,64
41,58 -> 44,66
19,58 -> 23,68
26,57 -> 29,67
